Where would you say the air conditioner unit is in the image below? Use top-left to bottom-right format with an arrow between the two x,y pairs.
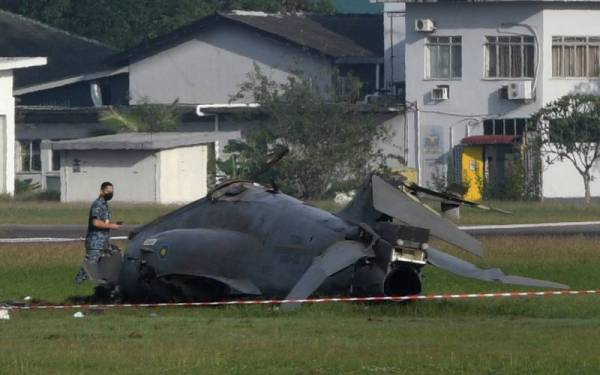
432,86 -> 449,100
415,18 -> 435,32
507,81 -> 533,100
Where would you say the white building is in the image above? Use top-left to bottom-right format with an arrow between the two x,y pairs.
0,57 -> 46,195
383,0 -> 600,199
50,132 -> 240,203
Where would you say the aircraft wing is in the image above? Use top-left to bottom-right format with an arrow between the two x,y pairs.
371,175 -> 484,257
281,240 -> 375,311
427,247 -> 569,289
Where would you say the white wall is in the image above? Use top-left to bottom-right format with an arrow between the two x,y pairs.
542,156 -> 600,198
60,150 -> 157,202
378,113 -> 408,169
539,5 -> 600,197
129,23 -> 332,105
0,70 -> 15,195
542,5 -> 600,103
158,145 -> 209,204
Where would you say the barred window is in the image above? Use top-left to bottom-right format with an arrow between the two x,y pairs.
483,119 -> 527,136
552,36 -> 600,78
426,36 -> 462,79
485,36 -> 535,78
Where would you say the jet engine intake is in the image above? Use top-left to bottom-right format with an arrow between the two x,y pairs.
383,262 -> 422,296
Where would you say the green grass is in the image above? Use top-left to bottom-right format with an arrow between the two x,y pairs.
0,201 -> 177,225
1,236 -> 600,373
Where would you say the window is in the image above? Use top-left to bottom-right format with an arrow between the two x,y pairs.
485,36 -> 535,78
51,150 -> 60,171
18,140 -> 41,172
335,76 -> 354,98
552,36 -> 600,78
426,36 -> 462,79
483,119 -> 527,136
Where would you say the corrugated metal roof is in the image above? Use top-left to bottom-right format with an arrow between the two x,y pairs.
51,131 -> 241,151
0,9 -> 118,89
111,12 -> 383,65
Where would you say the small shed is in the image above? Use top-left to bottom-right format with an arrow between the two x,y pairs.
50,131 -> 240,203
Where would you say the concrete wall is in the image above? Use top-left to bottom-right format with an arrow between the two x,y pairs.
0,70 -> 15,195
129,23 -> 332,105
377,113 -> 408,169
158,145 -> 209,204
60,150 -> 157,202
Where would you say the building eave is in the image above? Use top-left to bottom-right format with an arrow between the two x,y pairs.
0,57 -> 47,71
13,66 -> 129,95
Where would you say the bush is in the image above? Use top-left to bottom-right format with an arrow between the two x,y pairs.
9,179 -> 61,202
223,65 -> 392,199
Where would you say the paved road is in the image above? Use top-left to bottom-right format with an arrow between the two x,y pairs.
0,222 -> 599,243
0,224 -> 137,242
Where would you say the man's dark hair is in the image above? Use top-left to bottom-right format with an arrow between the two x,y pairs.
100,181 -> 113,191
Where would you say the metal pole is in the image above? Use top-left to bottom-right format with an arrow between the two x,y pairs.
415,101 -> 421,185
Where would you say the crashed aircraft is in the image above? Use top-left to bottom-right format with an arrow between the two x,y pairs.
84,174 -> 567,309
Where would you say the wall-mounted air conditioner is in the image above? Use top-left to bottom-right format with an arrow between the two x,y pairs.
415,19 -> 435,32
432,86 -> 449,100
507,81 -> 533,100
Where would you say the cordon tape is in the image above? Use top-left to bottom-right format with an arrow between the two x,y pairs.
4,289 -> 599,311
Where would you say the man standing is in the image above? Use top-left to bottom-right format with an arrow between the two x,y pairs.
75,181 -> 121,285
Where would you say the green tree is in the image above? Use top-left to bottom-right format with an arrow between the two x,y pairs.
533,94 -> 600,204
4,0 -> 333,49
223,66 -> 390,199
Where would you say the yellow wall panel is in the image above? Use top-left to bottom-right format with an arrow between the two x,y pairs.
461,146 -> 484,201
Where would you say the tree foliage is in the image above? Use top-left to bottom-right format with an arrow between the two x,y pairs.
0,0 -> 334,48
100,99 -> 180,133
220,66 -> 390,199
533,94 -> 600,203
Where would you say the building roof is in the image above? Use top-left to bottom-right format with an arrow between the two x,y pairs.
50,131 -> 241,151
112,12 -> 383,65
0,9 -> 118,90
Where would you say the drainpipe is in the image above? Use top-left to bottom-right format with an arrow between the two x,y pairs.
196,103 -> 260,117
414,101 -> 422,185
196,103 -> 259,133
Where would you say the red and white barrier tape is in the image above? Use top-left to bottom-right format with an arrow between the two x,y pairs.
4,289 -> 599,311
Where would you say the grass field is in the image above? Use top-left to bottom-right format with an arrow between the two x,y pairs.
1,235 -> 600,373
1,199 -> 600,226
0,201 -> 177,225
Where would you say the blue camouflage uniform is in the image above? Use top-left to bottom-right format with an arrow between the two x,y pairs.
74,196 -> 112,284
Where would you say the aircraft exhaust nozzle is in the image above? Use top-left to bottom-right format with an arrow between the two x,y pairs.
383,264 -> 422,297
